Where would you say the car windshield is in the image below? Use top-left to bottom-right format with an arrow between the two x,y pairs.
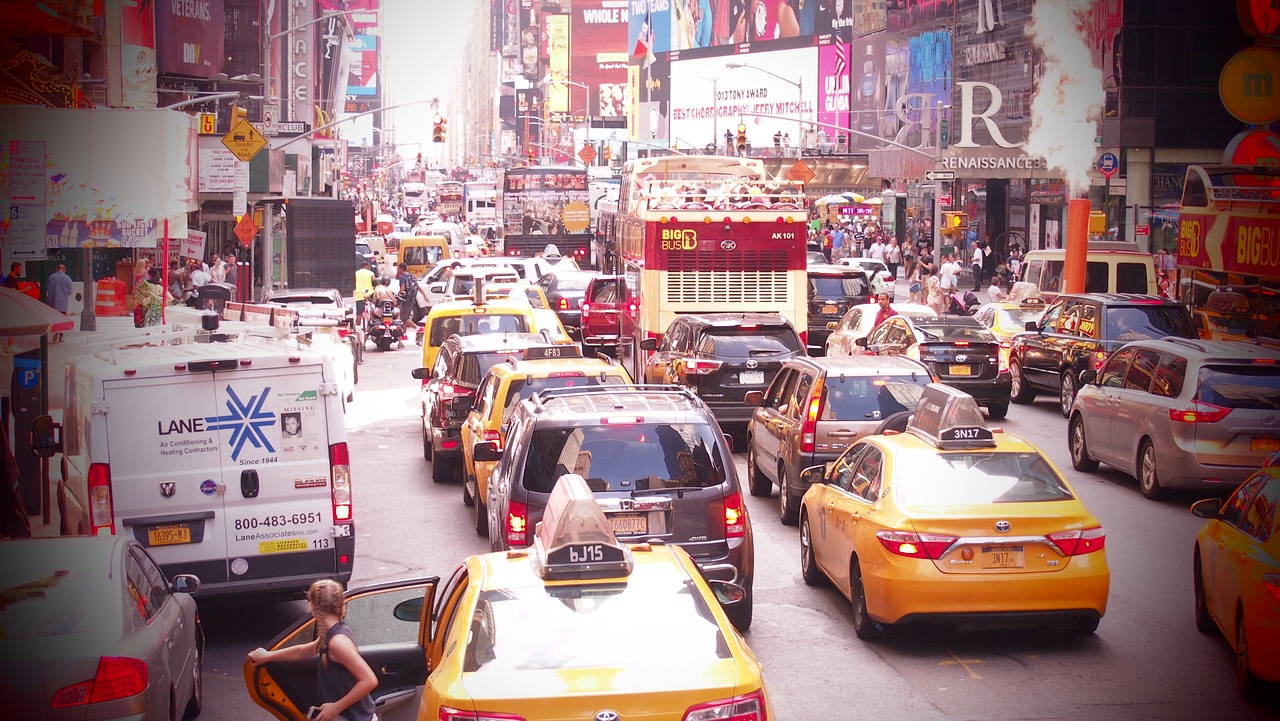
893,451 -> 1076,506
811,275 -> 869,299
0,558 -> 103,639
402,245 -> 447,266
821,377 -> 931,420
699,328 -> 802,357
522,422 -> 728,493
915,325 -> 995,343
1105,305 -> 1195,342
430,314 -> 530,345
464,566 -> 729,673
998,307 -> 1044,328
553,275 -> 593,292
501,374 -> 627,421
1197,366 -> 1280,410
589,280 -> 620,303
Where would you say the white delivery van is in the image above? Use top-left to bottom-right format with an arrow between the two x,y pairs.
32,338 -> 354,599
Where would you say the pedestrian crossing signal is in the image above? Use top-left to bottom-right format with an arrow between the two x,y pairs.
735,124 -> 748,154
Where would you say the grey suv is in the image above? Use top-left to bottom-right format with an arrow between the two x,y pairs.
476,385 -> 756,630
744,356 -> 934,525
1068,338 -> 1280,499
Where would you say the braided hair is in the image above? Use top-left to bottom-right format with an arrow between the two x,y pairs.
307,579 -> 347,655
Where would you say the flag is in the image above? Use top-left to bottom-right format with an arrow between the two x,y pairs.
633,5 -> 653,58
834,41 -> 847,80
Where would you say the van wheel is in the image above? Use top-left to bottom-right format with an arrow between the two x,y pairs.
1069,415 -> 1099,472
1138,440 -> 1164,500
800,513 -> 824,586
745,441 -> 771,497
475,495 -> 489,538
1009,360 -> 1035,403
462,469 -> 475,507
779,465 -> 799,527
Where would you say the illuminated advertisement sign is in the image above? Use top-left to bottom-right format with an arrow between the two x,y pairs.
546,14 -> 571,113
156,0 -> 224,78
818,42 -> 851,148
347,35 -> 378,97
572,0 -> 630,119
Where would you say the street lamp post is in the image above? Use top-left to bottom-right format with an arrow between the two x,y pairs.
543,79 -> 591,153
725,62 -> 802,155
673,74 -> 719,152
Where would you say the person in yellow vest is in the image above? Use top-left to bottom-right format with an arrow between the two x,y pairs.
355,261 -> 376,320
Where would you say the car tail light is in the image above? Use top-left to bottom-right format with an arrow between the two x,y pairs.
581,301 -> 591,317
801,379 -> 825,453
1046,526 -> 1106,556
87,463 -> 115,535
483,429 -> 502,450
682,689 -> 767,721
330,442 -> 352,523
723,492 -> 746,539
440,383 -> 476,402
875,530 -> 957,559
439,707 -> 526,721
953,340 -> 970,346
1092,351 -> 1108,371
680,358 -> 723,376
1169,401 -> 1231,424
558,297 -> 571,310
51,657 -> 149,708
1264,574 -> 1280,604
506,500 -> 528,546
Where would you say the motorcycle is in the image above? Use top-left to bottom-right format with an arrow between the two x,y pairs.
365,299 -> 405,351
945,289 -> 981,316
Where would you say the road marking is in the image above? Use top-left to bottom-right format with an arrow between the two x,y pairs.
939,650 -> 984,680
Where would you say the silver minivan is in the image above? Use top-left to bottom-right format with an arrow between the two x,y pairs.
1068,338 -> 1280,499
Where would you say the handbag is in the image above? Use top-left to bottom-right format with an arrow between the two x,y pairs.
133,304 -> 145,327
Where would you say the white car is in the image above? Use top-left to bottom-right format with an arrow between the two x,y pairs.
838,257 -> 896,298
824,302 -> 938,357
417,258 -> 523,307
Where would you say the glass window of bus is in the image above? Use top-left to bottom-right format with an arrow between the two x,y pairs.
1084,262 -> 1110,293
1024,260 -> 1042,288
696,327 -> 802,357
1041,260 -> 1065,293
1182,174 -> 1208,206
1115,262 -> 1150,294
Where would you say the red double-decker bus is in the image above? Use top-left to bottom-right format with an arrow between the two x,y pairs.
599,155 -> 809,381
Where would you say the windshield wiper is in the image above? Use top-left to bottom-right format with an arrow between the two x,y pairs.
631,483 -> 688,498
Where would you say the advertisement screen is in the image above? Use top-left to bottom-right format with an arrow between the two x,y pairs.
572,1 -> 630,119
156,0 -> 224,78
502,169 -> 590,236
818,42 -> 851,148
347,35 -> 378,97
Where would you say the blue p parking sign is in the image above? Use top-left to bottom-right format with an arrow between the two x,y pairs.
14,357 -> 39,389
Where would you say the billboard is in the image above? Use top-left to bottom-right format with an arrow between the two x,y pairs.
953,0 -> 1027,146
546,13 -> 570,114
571,0 -> 630,120
347,34 -> 379,97
668,47 -> 817,152
852,0 -> 887,35
107,0 -> 158,108
156,0 -> 224,78
818,42 -> 851,149
850,31 -> 885,151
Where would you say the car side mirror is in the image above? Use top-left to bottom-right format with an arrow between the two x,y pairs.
707,579 -> 746,606
429,283 -> 444,293
410,367 -> 431,380
743,390 -> 764,406
393,596 -> 425,622
170,574 -> 201,594
639,338 -> 658,351
1025,320 -> 1039,332
800,465 -> 827,486
1080,369 -> 1097,385
855,337 -> 869,347
1190,498 -> 1223,519
30,416 -> 61,458
473,441 -> 503,462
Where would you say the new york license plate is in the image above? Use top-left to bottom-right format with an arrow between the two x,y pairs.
149,525 -> 192,546
1252,437 -> 1280,453
982,545 -> 1024,568
740,371 -> 765,385
823,304 -> 838,314
609,513 -> 647,535
948,364 -> 972,376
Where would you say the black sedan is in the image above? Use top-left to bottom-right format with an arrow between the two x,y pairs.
536,270 -> 596,335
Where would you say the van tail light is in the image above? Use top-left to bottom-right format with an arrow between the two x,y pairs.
1264,574 -> 1280,605
682,689 -> 766,721
723,492 -> 746,539
1046,526 -> 1106,556
875,530 -> 957,559
87,463 -> 115,535
801,379 -> 825,453
1169,401 -> 1231,424
1092,351 -> 1108,371
438,707 -> 526,721
51,657 -> 149,708
482,429 -> 502,451
679,358 -> 723,377
505,500 -> 528,546
330,443 -> 353,523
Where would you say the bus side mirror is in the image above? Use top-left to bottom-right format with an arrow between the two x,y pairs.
639,338 -> 658,351
31,416 -> 62,458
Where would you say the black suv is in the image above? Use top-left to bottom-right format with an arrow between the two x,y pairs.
859,315 -> 1011,419
412,333 -> 558,483
640,312 -> 804,426
475,385 -> 756,630
1008,293 -> 1196,417
806,264 -> 872,355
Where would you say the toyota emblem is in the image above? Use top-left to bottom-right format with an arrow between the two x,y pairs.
721,240 -> 737,251
1263,413 -> 1276,425
595,712 -> 620,721
995,520 -> 1011,533
955,354 -> 967,362
745,359 -> 759,368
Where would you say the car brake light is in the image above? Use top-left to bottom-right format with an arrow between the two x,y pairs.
1092,351 -> 1108,371
740,323 -> 759,329
506,500 -> 528,546
1169,401 -> 1231,423
1046,526 -> 1106,556
87,463 -> 114,535
953,340 -> 970,346
801,379 -> 824,453
875,530 -> 957,559
723,492 -> 746,539
52,656 -> 149,708
440,383 -> 476,402
682,689 -> 767,721
680,358 -> 723,376
438,706 -> 526,721
581,301 -> 591,317
330,443 -> 352,523
558,297 -> 571,310
482,429 -> 502,450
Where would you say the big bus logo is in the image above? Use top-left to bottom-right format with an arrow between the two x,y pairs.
1178,219 -> 1202,259
660,228 -> 699,250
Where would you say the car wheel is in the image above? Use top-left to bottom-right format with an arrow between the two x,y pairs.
986,402 -> 1009,420
746,441 -> 771,497
1009,359 -> 1035,404
431,455 -> 455,484
1138,440 -> 1165,500
850,560 -> 883,640
1066,616 -> 1100,637
474,494 -> 489,538
1069,415 -> 1099,472
1059,371 -> 1078,417
422,421 -> 431,461
800,513 -> 824,586
183,620 -> 204,718
1193,549 -> 1214,635
779,464 -> 799,527
1238,611 -> 1263,701
725,587 -> 753,632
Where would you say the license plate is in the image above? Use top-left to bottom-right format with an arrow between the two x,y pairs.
822,304 -> 838,314
948,364 -> 972,376
981,545 -> 1024,569
609,513 -> 648,535
149,525 -> 192,546
739,370 -> 765,385
1252,437 -> 1280,452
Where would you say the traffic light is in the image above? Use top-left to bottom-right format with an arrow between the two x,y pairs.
230,104 -> 248,126
735,123 -> 747,154
432,115 -> 446,143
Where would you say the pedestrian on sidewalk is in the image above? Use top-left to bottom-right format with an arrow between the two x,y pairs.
46,263 -> 74,313
970,241 -> 986,291
886,238 -> 902,280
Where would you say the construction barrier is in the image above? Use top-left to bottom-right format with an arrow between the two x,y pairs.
94,277 -> 129,316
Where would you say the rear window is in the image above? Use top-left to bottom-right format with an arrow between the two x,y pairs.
501,374 -> 626,421
554,276 -> 592,292
430,313 -> 530,345
698,328 -> 802,357
894,451 -> 1076,506
355,243 -> 373,255
1196,366 -> 1280,410
590,280 -> 620,303
0,562 -> 101,639
821,377 -> 931,420
998,307 -> 1044,328
521,422 -> 728,493
1084,262 -> 1109,293
1104,305 -> 1195,342
810,275 -> 869,299
915,325 -> 995,343
1115,262 -> 1150,294
403,245 -> 447,266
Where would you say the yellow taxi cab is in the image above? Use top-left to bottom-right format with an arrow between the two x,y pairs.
973,297 -> 1047,369
421,294 -> 539,370
244,474 -> 772,721
798,383 -> 1110,638
460,345 -> 632,537
1191,308 -> 1255,342
1191,459 -> 1280,700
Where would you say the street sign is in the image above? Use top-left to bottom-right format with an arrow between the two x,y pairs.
938,195 -> 952,206
222,119 -> 267,162
261,101 -> 280,135
277,121 -> 310,136
785,159 -> 815,183
925,170 -> 956,181
577,144 -> 597,164
1136,225 -> 1150,236
198,112 -> 217,135
234,214 -> 258,247
1097,151 -> 1119,178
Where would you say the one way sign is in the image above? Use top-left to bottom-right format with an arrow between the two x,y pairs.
925,170 -> 956,181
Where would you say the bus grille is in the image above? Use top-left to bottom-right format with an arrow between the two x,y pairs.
663,250 -> 791,304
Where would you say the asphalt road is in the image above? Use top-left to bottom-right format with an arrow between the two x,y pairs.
198,334 -> 1280,721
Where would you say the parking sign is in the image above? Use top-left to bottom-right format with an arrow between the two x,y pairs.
1097,152 -> 1119,179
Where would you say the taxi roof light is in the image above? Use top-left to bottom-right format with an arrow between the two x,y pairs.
906,383 -> 996,450
531,474 -> 633,581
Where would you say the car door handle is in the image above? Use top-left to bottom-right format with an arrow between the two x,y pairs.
378,662 -> 408,675
828,430 -> 858,438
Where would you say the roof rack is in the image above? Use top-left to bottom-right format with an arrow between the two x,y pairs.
527,384 -> 699,413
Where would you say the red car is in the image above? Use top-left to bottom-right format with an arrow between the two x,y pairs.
580,274 -> 631,355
